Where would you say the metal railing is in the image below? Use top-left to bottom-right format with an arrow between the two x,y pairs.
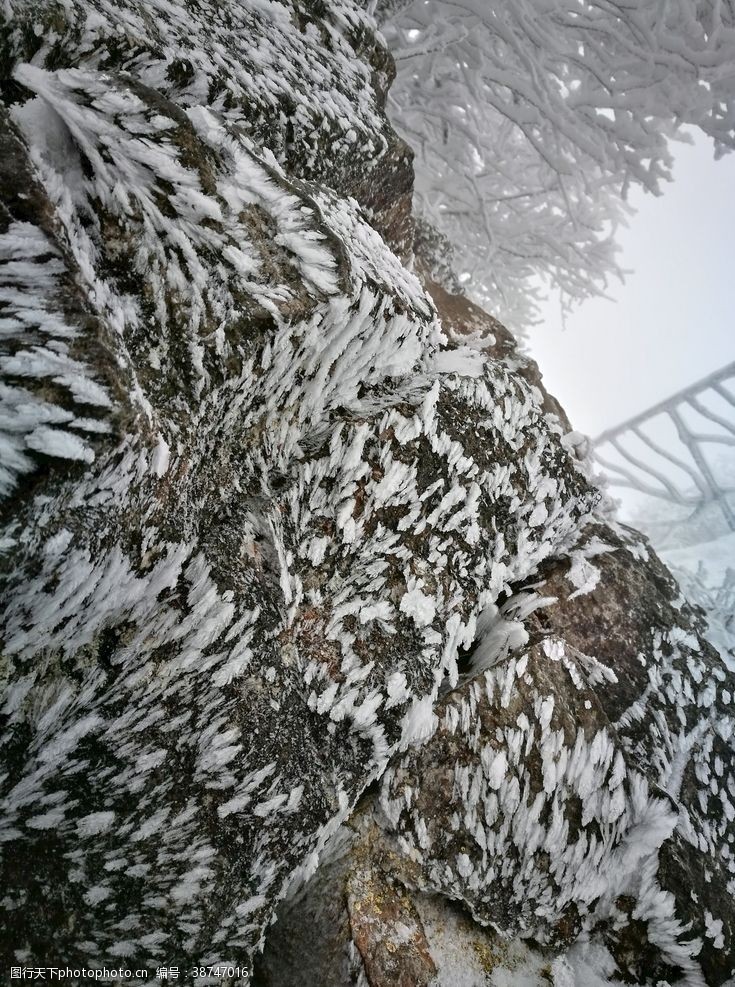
593,362 -> 735,533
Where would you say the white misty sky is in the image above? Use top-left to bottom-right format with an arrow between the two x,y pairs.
529,132 -> 735,439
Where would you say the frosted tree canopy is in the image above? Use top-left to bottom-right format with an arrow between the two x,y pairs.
380,0 -> 735,330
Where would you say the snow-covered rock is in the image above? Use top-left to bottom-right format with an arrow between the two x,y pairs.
0,0 -> 733,983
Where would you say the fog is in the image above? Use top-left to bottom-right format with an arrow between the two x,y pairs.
529,131 -> 735,439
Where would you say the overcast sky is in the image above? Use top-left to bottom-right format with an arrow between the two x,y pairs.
529,132 -> 735,439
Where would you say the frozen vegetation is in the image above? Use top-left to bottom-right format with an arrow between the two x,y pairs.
381,0 -> 735,330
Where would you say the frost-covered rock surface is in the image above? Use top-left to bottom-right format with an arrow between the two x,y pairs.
0,1 -> 733,984
379,525 -> 735,985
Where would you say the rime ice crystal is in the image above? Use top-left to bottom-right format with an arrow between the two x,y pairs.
1,0 -> 733,982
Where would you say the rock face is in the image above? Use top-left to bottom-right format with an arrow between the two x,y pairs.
0,1 -> 733,984
380,521 -> 735,985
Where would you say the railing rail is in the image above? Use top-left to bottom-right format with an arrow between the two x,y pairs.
593,361 -> 735,532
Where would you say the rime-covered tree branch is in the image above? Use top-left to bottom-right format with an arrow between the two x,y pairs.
382,0 -> 735,330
